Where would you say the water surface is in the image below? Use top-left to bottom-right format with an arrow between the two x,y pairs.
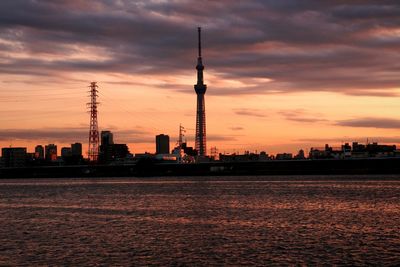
0,176 -> 399,265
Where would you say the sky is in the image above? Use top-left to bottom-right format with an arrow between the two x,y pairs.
1,0 -> 400,156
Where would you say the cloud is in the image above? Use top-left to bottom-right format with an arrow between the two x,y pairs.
234,108 -> 266,118
207,134 -> 239,142
0,0 -> 399,97
0,127 -> 151,144
343,90 -> 400,97
230,126 -> 244,131
331,4 -> 400,20
278,109 -> 327,123
335,117 -> 400,129
0,127 -> 87,143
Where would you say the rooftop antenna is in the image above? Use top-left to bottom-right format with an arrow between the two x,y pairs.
178,124 -> 186,148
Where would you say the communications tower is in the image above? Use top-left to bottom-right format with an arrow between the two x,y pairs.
194,27 -> 207,156
88,82 -> 99,161
178,124 -> 186,149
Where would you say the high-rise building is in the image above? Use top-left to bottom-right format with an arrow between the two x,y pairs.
62,143 -> 83,165
1,147 -> 27,167
156,134 -> 170,154
71,143 -> 82,157
100,131 -> 114,163
194,27 -> 207,156
45,144 -> 57,161
98,130 -> 130,163
35,145 -> 44,159
101,131 -> 114,146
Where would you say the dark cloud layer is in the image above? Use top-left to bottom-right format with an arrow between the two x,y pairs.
0,0 -> 399,96
279,109 -> 327,123
0,128 -> 87,143
336,117 -> 400,129
0,127 -> 151,144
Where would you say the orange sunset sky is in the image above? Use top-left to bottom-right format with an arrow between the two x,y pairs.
1,0 -> 400,156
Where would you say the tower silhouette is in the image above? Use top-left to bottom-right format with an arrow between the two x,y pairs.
194,27 -> 207,156
88,82 -> 99,161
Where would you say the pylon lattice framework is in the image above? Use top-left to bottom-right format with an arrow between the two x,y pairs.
88,82 -> 99,161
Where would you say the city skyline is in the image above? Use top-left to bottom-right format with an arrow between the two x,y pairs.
1,1 -> 400,155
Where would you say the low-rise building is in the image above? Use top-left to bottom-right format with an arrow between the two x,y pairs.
276,153 -> 293,160
1,147 -> 27,167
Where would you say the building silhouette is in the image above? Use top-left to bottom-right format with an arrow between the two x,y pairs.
61,147 -> 72,158
1,147 -> 27,167
45,144 -> 57,161
101,131 -> 114,146
156,134 -> 170,154
181,142 -> 197,156
35,145 -> 44,159
71,143 -> 82,157
99,130 -> 130,163
111,144 -> 130,159
100,131 -> 114,163
60,143 -> 84,165
194,27 -> 207,156
309,142 -> 398,159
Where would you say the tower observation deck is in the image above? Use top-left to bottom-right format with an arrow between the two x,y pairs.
194,27 -> 207,156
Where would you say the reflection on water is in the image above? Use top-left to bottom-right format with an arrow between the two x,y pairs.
0,176 -> 399,265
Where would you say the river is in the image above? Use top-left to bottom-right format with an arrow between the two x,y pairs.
0,176 -> 399,265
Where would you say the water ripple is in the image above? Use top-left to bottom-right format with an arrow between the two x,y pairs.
0,176 -> 399,265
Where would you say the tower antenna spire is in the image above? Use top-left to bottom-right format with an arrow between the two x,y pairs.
198,27 -> 202,58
